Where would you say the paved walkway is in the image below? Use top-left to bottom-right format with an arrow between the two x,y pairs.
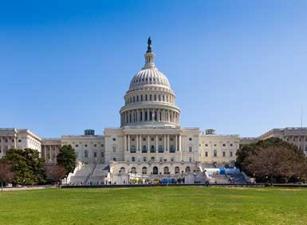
1,185 -> 56,192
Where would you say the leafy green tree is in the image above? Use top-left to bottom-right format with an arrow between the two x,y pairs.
0,160 -> 15,190
4,148 -> 45,185
57,145 -> 76,177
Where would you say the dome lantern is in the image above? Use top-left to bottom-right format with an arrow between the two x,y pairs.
144,37 -> 155,69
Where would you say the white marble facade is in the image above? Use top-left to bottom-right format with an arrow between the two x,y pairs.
0,128 -> 41,158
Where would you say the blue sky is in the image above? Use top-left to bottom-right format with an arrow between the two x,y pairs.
1,0 -> 307,137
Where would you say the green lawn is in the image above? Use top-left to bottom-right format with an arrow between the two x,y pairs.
1,186 -> 307,225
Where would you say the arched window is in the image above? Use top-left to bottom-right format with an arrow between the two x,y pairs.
119,167 -> 126,174
142,167 -> 147,175
142,145 -> 147,153
185,166 -> 191,173
164,166 -> 169,174
153,166 -> 158,175
213,150 -> 217,157
175,166 -> 180,174
130,167 -> 137,174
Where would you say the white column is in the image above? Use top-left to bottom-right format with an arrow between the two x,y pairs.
155,135 -> 158,152
136,135 -> 138,151
179,135 -> 182,151
124,135 -> 127,151
175,135 -> 178,151
167,135 -> 169,151
128,135 -> 130,152
164,135 -> 166,152
147,135 -> 150,152
179,135 -> 182,161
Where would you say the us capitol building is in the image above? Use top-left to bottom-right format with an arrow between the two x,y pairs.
0,38 -> 255,185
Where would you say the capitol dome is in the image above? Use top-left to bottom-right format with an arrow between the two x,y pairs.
120,38 -> 180,128
128,67 -> 171,91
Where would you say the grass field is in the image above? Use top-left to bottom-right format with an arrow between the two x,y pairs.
1,186 -> 307,225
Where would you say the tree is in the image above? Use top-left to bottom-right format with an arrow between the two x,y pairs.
0,160 -> 15,191
44,164 -> 67,186
236,138 -> 307,182
3,148 -> 45,185
57,145 -> 76,177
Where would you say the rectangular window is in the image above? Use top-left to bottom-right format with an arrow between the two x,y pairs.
223,152 -> 225,157
213,150 -> 217,157
205,152 -> 208,157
